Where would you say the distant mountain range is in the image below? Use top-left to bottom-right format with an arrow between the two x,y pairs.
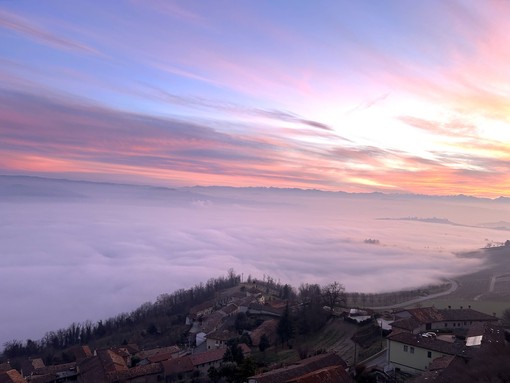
1,174 -> 509,203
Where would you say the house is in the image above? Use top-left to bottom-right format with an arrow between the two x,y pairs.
248,353 -> 347,383
190,343 -> 251,374
219,303 -> 239,317
247,303 -> 283,317
30,362 -> 77,383
391,307 -> 498,334
409,324 -> 508,382
0,369 -> 28,383
206,329 -> 238,350
69,345 -> 93,363
161,356 -> 194,381
200,311 -> 226,334
388,321 -> 507,376
77,349 -> 128,383
387,331 -> 469,375
186,300 -> 216,324
136,346 -> 180,364
19,358 -> 45,377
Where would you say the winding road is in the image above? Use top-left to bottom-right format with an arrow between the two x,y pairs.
367,279 -> 459,310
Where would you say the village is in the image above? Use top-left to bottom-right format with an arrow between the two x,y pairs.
1,277 -> 509,383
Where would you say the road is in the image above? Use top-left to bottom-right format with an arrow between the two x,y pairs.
366,279 -> 459,310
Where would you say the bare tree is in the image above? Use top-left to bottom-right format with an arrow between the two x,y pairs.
321,281 -> 345,313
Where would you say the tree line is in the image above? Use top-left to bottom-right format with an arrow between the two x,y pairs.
2,270 -> 241,360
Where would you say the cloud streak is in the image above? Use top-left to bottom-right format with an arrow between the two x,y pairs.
0,10 -> 99,56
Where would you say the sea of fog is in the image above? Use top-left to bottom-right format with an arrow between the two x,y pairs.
2,176 -> 510,347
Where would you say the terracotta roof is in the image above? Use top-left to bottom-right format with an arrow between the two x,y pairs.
249,353 -> 347,383
250,319 -> 278,346
392,307 -> 498,332
33,362 -> 75,376
161,356 -> 194,376
201,311 -> 226,334
0,370 -> 28,383
98,349 -> 128,373
390,317 -> 422,332
78,349 -> 128,383
107,363 -> 163,382
77,357 -> 108,383
428,355 -> 458,371
124,344 -> 140,354
136,345 -> 180,360
147,352 -> 173,363
19,359 -> 45,377
410,356 -> 467,383
70,345 -> 93,361
207,329 -> 238,342
189,300 -> 216,315
404,307 -> 444,323
285,365 -> 353,383
190,348 -> 226,366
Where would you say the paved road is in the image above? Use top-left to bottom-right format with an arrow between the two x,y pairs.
366,279 -> 459,310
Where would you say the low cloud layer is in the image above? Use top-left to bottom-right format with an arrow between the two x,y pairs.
1,176 -> 509,346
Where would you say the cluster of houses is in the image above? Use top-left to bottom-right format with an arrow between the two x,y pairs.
384,306 -> 506,381
0,283 -> 302,383
1,281 -> 508,383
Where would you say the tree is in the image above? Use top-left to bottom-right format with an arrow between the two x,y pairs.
208,366 -> 221,383
321,281 -> 345,314
277,303 -> 294,346
259,334 -> 270,352
502,307 -> 510,326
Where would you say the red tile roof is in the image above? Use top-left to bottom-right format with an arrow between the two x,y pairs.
0,370 -> 28,383
107,363 -> 163,382
33,362 -> 76,376
249,353 -> 347,383
285,365 -> 353,383
161,356 -> 194,376
190,348 -> 225,366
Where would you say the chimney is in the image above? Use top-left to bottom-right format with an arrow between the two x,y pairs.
460,306 -> 463,309
448,305 -> 451,309
468,305 -> 471,309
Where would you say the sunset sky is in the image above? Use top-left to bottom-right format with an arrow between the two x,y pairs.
1,0 -> 509,197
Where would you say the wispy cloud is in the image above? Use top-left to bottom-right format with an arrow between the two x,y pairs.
0,10 -> 100,56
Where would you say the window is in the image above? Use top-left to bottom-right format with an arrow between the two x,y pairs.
427,351 -> 432,358
410,347 -> 415,354
404,345 -> 408,352
444,323 -> 448,327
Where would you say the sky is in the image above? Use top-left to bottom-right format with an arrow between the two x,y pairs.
1,0 -> 510,197
2,175 -> 510,347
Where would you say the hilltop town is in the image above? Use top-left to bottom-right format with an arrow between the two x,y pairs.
1,267 -> 510,383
